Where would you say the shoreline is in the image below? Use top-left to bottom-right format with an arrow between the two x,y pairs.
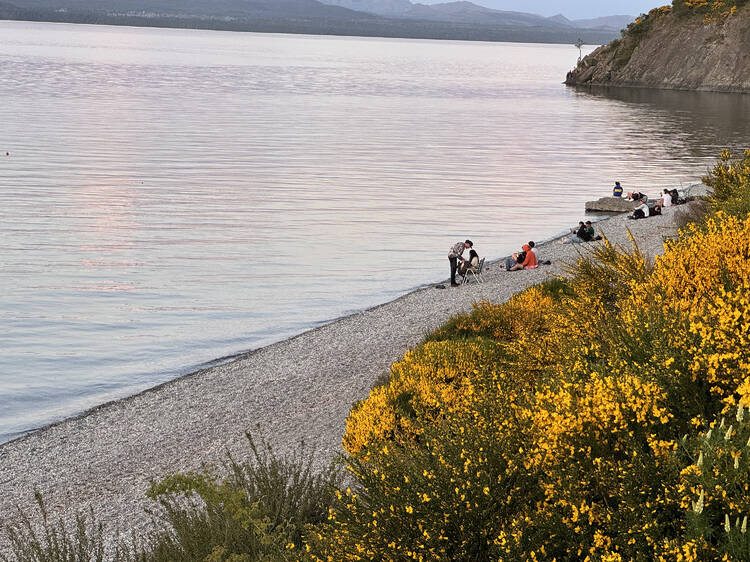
0,185 -> 704,542
0,18 -> 619,47
0,212 -> 630,449
0,202 -> 633,449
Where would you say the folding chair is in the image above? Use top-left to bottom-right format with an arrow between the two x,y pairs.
461,257 -> 485,285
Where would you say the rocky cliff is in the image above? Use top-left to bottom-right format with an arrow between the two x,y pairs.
566,2 -> 750,93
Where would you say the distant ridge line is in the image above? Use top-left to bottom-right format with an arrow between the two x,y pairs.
0,0 -> 622,44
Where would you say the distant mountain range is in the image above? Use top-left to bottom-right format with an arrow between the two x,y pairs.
0,0 -> 633,43
321,0 -> 634,31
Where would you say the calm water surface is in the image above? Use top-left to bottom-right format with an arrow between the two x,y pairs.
1,21 -> 749,443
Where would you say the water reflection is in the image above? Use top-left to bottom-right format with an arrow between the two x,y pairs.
0,21 -> 748,444
571,86 -> 750,156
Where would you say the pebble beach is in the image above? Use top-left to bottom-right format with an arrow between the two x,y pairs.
0,192 -> 703,543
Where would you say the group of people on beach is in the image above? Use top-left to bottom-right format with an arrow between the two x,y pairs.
614,181 -> 684,219
447,238 -> 549,286
446,181 -> 690,287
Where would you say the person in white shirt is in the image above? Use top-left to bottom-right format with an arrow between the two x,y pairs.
631,199 -> 650,219
661,189 -> 673,208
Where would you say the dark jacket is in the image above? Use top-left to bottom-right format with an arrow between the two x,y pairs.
577,225 -> 593,242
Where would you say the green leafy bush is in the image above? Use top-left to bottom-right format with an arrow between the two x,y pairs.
1,435 -> 341,562
0,491 -> 127,562
140,433 -> 341,561
671,406 -> 750,559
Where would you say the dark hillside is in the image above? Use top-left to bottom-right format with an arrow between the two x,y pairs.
566,1 -> 750,92
0,0 -> 614,44
0,0 -> 620,43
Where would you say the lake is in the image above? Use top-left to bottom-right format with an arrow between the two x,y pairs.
1,20 -> 748,443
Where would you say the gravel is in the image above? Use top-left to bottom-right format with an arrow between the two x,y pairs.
0,192 -> 703,544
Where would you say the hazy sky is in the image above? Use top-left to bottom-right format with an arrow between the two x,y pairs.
421,0 -> 665,19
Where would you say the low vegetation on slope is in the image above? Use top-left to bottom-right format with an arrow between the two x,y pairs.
672,0 -> 749,19
314,153 -> 750,561
3,149 -> 750,561
566,0 -> 750,91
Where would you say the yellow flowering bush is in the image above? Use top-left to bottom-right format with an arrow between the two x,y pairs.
313,375 -> 537,561
342,339 -> 510,455
672,0 -> 746,20
307,154 -> 750,561
428,286 -> 558,343
641,213 -> 750,410
705,150 -> 750,219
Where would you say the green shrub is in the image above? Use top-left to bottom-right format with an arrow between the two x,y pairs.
1,435 -> 340,562
140,433 -> 341,561
671,406 -> 750,559
0,491 -> 128,562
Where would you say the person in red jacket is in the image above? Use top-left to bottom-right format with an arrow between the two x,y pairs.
506,244 -> 537,271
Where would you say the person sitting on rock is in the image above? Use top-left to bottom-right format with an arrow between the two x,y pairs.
627,191 -> 647,203
613,181 -> 623,197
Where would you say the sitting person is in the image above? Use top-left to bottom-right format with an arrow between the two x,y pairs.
507,244 -> 537,271
670,189 -> 680,205
563,221 -> 587,244
528,240 -> 551,265
626,191 -> 647,203
584,220 -> 603,241
660,188 -> 673,209
613,181 -> 623,197
528,240 -> 548,264
630,199 -> 650,219
505,249 -> 524,270
458,249 -> 479,276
